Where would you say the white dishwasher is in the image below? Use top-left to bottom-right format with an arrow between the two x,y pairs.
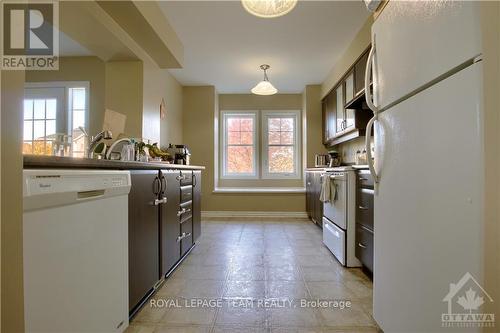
23,169 -> 131,333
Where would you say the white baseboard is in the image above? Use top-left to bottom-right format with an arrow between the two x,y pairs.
201,211 -> 308,219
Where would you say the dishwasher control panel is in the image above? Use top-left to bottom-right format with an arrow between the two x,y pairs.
23,170 -> 131,197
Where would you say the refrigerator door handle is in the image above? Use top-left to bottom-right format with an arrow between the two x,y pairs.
365,116 -> 379,187
365,36 -> 380,190
365,38 -> 379,116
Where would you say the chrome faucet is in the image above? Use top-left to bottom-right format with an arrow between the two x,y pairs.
83,129 -> 113,158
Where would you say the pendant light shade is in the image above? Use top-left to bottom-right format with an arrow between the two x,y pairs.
242,0 -> 298,18
251,64 -> 278,95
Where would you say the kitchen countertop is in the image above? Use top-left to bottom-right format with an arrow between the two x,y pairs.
305,165 -> 369,171
24,155 -> 205,171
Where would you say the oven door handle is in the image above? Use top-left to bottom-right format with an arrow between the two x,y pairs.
323,221 -> 341,238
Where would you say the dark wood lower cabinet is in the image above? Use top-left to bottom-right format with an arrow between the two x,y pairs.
355,225 -> 374,273
129,168 -> 203,315
306,170 -> 323,227
160,170 -> 181,277
128,170 -> 161,312
355,170 -> 374,274
180,217 -> 193,256
192,170 -> 202,241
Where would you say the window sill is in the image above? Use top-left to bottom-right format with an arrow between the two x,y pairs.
213,187 -> 306,194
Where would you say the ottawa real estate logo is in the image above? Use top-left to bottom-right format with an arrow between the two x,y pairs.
1,1 -> 59,70
442,272 -> 495,328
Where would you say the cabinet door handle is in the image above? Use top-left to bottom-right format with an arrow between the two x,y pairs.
161,176 -> 167,194
177,207 -> 191,216
176,233 -> 185,242
358,242 -> 367,249
176,232 -> 192,242
193,174 -> 197,187
358,206 -> 369,210
154,197 -> 167,206
153,176 -> 161,195
358,177 -> 368,181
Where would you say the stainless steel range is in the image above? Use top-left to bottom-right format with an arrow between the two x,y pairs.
322,167 -> 361,267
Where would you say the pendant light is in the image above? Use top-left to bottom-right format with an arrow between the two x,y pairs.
251,64 -> 278,95
241,0 -> 298,18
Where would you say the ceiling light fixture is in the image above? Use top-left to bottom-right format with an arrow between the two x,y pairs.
251,64 -> 278,96
241,0 -> 298,18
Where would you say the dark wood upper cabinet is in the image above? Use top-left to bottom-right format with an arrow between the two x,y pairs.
321,45 -> 372,147
335,84 -> 344,134
354,50 -> 369,96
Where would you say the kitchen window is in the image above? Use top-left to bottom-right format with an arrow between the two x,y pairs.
262,111 -> 300,179
221,112 -> 258,179
220,110 -> 301,181
23,82 -> 89,157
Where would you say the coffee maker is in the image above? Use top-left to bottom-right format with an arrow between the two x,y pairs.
168,144 -> 191,165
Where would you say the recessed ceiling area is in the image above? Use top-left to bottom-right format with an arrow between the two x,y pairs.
160,1 -> 369,93
59,30 -> 94,57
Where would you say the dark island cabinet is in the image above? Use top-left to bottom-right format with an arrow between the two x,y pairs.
128,168 -> 203,316
128,170 -> 161,313
192,170 -> 202,241
355,169 -> 374,274
160,170 -> 181,277
306,170 -> 323,227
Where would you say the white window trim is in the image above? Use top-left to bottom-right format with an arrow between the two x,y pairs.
261,110 -> 301,180
220,111 -> 259,179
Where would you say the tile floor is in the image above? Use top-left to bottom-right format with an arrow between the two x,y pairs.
127,219 -> 380,333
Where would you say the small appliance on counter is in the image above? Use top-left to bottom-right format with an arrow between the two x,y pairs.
314,154 -> 330,167
328,150 -> 341,167
167,144 -> 191,165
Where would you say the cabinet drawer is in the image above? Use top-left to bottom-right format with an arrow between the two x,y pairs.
180,185 -> 193,203
179,170 -> 193,186
355,226 -> 373,273
357,170 -> 374,189
178,201 -> 192,221
180,218 -> 193,255
356,188 -> 374,231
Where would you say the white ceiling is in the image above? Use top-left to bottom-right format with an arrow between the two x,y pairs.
160,1 -> 369,93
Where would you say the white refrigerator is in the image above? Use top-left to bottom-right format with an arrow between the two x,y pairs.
365,2 -> 488,332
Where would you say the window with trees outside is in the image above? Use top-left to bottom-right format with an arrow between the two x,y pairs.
262,111 -> 300,179
220,110 -> 301,180
221,112 -> 258,178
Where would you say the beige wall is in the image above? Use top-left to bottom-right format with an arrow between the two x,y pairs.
303,85 -> 327,167
183,88 -> 305,212
105,61 -> 144,139
26,57 -> 183,145
219,94 -> 302,111
1,70 -> 25,332
481,0 -> 500,322
142,62 -> 183,146
25,56 -> 106,136
321,16 -> 373,99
